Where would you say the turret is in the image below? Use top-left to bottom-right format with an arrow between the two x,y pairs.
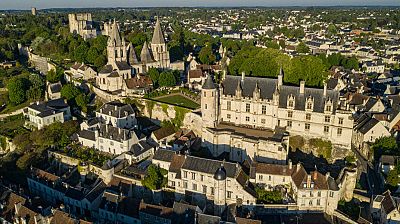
213,163 -> 227,216
150,17 -> 170,68
201,75 -> 219,128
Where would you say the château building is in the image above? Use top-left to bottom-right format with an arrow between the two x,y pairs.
201,69 -> 354,163
96,18 -> 183,93
68,13 -> 98,40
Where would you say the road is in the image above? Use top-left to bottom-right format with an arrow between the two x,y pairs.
0,107 -> 25,120
352,146 -> 384,195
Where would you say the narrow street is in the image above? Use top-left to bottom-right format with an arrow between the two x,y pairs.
352,146 -> 384,195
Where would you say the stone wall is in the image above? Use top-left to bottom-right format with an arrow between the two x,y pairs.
0,136 -> 16,154
137,98 -> 203,135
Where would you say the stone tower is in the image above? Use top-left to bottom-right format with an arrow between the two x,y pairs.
339,167 -> 358,202
213,164 -> 227,216
107,20 -> 127,64
201,75 -> 219,128
150,18 -> 170,69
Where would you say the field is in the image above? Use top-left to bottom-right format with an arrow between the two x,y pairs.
155,94 -> 200,109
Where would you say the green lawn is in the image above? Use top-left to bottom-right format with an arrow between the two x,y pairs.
155,94 -> 200,109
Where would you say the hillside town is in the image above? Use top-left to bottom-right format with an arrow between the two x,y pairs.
0,6 -> 400,224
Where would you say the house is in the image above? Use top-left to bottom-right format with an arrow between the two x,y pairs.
46,82 -> 62,100
70,62 -> 97,80
380,155 -> 398,175
98,190 -> 141,224
24,98 -> 71,129
372,191 -> 400,224
150,126 -> 176,148
352,114 -> 391,150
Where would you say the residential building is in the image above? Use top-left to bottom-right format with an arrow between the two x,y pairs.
24,98 -> 71,129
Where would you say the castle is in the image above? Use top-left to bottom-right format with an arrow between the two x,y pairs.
96,18 -> 184,93
201,70 -> 354,163
68,13 -> 98,40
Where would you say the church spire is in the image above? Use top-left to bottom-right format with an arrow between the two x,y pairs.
140,41 -> 153,63
108,19 -> 122,47
151,17 -> 165,45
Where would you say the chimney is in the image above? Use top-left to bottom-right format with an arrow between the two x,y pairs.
323,82 -> 327,97
241,71 -> 245,82
288,160 -> 292,170
313,171 -> 318,180
278,73 -> 283,87
306,174 -> 311,188
325,172 -> 330,180
300,81 -> 305,94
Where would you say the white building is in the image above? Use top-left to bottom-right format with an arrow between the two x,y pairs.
24,98 -> 71,129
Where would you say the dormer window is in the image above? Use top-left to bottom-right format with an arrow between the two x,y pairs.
305,96 -> 314,111
325,99 -> 333,113
287,94 -> 295,109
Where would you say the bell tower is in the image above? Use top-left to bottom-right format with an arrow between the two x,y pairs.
201,75 -> 219,128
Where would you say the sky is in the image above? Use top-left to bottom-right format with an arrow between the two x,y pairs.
1,0 -> 399,10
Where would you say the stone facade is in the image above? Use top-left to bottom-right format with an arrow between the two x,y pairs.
68,13 -> 97,39
201,71 -> 354,149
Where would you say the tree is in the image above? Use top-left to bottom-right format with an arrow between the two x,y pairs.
371,136 -> 399,159
74,43 -> 89,63
255,187 -> 283,204
7,77 -> 29,105
76,93 -> 89,113
296,42 -> 310,54
387,169 -> 399,187
94,55 -> 107,69
148,68 -> 160,86
158,71 -> 176,87
86,47 -> 99,64
61,84 -> 80,101
46,68 -> 63,83
342,56 -> 359,70
141,164 -> 167,190
199,45 -> 216,65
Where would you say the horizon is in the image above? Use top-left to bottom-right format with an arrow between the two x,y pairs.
1,0 -> 400,10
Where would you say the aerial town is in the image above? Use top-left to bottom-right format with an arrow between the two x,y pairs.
0,5 -> 399,224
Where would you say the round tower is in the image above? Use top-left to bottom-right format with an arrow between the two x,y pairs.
201,75 -> 219,128
213,164 -> 227,215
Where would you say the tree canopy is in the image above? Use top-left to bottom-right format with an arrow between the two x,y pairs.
228,46 -> 328,87
141,164 -> 168,190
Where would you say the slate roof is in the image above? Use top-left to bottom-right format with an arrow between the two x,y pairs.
78,130 -> 96,141
354,115 -> 380,135
381,190 -> 396,215
130,140 -> 155,157
49,82 -> 62,93
115,61 -> 131,70
99,65 -> 113,74
202,75 -> 216,89
128,44 -> 139,65
151,18 -> 166,45
140,42 -> 154,63
98,101 -> 135,118
181,156 -> 239,178
85,181 -> 107,202
98,124 -> 134,142
222,75 -> 339,113
28,98 -> 68,118
153,149 -> 175,162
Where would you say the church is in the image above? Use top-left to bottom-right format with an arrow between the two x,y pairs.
201,69 -> 354,163
96,18 -> 184,93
